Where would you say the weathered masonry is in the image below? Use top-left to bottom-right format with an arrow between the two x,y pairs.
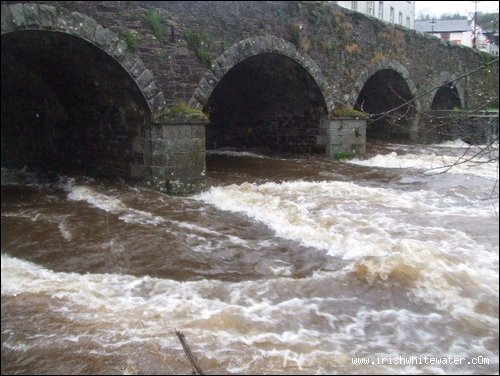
1,1 -> 498,194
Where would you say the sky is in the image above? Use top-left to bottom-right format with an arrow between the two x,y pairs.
415,1 -> 499,19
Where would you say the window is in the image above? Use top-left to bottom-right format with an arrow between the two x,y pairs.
367,1 -> 375,15
406,16 -> 410,28
441,32 -> 450,41
351,1 -> 357,11
399,11 -> 403,25
390,7 -> 394,23
378,1 -> 384,19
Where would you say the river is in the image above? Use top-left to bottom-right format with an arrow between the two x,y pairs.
1,140 -> 498,374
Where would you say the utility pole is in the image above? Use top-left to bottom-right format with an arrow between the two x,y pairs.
430,18 -> 436,34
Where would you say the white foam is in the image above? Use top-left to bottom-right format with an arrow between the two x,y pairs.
348,151 -> 498,179
430,139 -> 472,148
67,185 -> 127,213
194,180 -> 496,260
66,185 -> 166,226
206,149 -> 271,159
2,253 -> 497,374
58,221 -> 73,242
431,139 -> 499,149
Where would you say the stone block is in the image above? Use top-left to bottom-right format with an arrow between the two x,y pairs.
203,69 -> 218,87
23,3 -> 40,28
111,40 -> 127,62
137,69 -> 154,89
93,24 -> 107,46
149,92 -> 166,113
70,12 -> 97,41
55,7 -> 72,31
130,58 -> 146,78
192,88 -> 208,107
9,3 -> 25,29
197,76 -> 213,98
1,5 -> 14,33
211,55 -> 228,79
143,81 -> 160,100
38,4 -> 56,29
121,53 -> 138,70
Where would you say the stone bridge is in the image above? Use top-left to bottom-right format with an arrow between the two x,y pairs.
1,1 -> 498,193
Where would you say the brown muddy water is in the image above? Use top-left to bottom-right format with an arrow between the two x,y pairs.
1,141 -> 499,374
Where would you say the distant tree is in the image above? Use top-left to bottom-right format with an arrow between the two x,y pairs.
416,12 -> 431,21
439,12 -> 467,20
476,12 -> 499,31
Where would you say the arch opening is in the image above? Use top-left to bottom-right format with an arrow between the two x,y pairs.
1,30 -> 150,178
203,53 -> 328,153
431,83 -> 462,110
354,69 -> 416,141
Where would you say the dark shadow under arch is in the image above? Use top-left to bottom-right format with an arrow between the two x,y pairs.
354,69 -> 416,141
203,53 -> 329,153
431,83 -> 462,110
1,30 -> 150,178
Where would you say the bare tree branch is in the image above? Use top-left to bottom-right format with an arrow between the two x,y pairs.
175,330 -> 205,375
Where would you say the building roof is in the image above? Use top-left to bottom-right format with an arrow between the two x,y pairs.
415,19 -> 471,33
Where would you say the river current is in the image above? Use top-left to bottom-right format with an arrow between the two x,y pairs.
1,141 -> 499,374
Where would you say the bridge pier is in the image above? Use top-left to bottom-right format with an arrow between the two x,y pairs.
146,119 -> 207,195
326,118 -> 366,158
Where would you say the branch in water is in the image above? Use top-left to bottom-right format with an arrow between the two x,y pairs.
175,330 -> 205,375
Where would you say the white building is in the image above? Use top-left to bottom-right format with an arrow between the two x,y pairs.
415,19 -> 474,46
333,1 -> 416,29
415,19 -> 498,55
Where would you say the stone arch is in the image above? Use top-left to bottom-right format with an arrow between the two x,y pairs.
188,35 -> 333,112
351,60 -> 420,141
429,71 -> 465,110
1,3 -> 166,115
350,60 -> 419,110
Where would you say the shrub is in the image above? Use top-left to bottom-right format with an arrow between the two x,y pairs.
124,31 -> 139,51
330,106 -> 370,120
155,102 -> 208,122
144,9 -> 163,39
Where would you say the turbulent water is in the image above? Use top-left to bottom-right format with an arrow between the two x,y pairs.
1,141 -> 499,375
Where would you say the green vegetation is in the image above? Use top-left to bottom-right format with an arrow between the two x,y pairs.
185,29 -> 212,50
330,106 -> 370,120
184,30 -> 213,67
155,102 -> 208,123
154,50 -> 168,61
334,151 -> 355,160
196,49 -> 211,67
476,12 -> 499,31
124,31 -> 139,51
321,40 -> 336,58
288,23 -> 301,47
144,8 -> 163,39
54,1 -> 70,13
